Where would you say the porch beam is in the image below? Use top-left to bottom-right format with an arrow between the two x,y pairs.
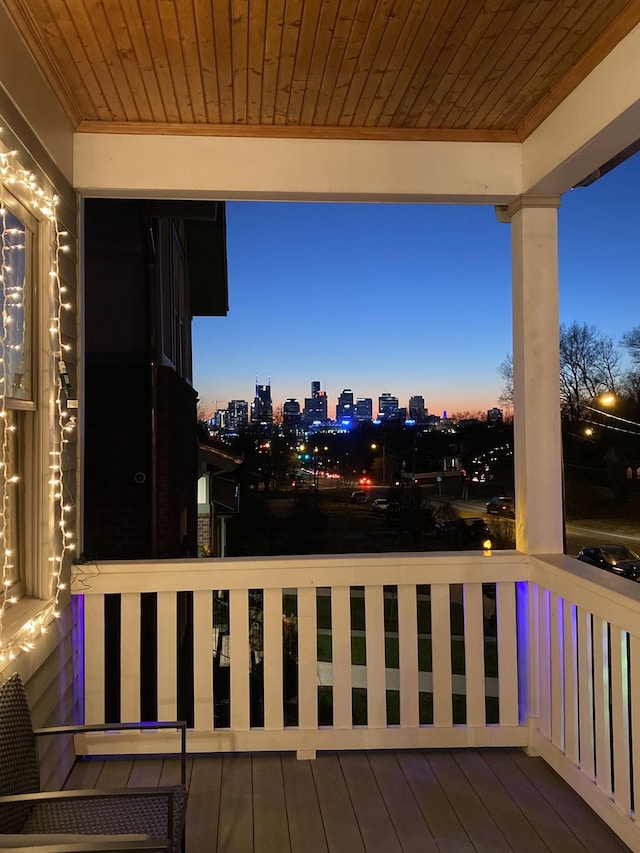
507,197 -> 564,555
73,134 -> 522,203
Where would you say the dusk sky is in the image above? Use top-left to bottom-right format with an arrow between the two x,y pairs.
193,152 -> 640,420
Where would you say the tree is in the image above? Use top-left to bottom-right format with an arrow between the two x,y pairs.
497,354 -> 514,407
621,325 -> 640,364
620,368 -> 640,406
497,324 -> 622,421
450,409 -> 486,421
197,399 -> 216,422
559,322 -> 620,419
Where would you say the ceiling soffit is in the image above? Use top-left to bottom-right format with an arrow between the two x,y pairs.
3,0 -> 640,143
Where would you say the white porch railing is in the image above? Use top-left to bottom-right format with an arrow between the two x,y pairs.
71,550 -> 640,849
527,553 -> 640,849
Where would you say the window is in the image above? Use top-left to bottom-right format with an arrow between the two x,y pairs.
1,209 -> 32,401
0,195 -> 36,606
0,149 -> 75,659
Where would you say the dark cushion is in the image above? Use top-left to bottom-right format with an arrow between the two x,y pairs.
0,673 -> 40,832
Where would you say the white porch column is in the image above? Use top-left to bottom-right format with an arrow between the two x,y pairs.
502,197 -> 564,554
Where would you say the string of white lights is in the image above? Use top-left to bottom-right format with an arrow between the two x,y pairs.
0,145 -> 75,661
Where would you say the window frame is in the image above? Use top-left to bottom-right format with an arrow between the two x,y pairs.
0,181 -> 57,606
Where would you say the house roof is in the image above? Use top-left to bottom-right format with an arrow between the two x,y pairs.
5,0 -> 640,143
198,442 -> 243,476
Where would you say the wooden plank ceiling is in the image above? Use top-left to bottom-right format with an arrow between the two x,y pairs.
4,0 -> 640,141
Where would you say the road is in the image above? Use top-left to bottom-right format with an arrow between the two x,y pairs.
438,497 -> 640,556
309,482 -> 640,557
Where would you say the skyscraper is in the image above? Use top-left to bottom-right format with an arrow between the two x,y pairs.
355,398 -> 373,422
409,395 -> 427,423
251,382 -> 273,424
227,399 -> 249,431
336,388 -> 355,423
378,393 -> 399,421
283,398 -> 302,432
303,380 -> 327,425
303,393 -> 328,425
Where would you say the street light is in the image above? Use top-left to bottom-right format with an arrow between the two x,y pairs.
583,394 -> 640,438
581,392 -> 640,498
371,441 -> 386,483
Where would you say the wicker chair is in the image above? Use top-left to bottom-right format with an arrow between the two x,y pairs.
0,673 -> 187,852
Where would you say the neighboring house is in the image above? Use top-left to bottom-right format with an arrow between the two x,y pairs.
197,442 -> 242,557
83,198 -> 228,560
1,3 -> 640,844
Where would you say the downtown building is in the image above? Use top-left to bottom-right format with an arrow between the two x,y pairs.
355,397 -> 373,422
336,388 -> 355,424
409,395 -> 427,423
378,392 -> 401,421
227,399 -> 249,432
303,381 -> 328,426
251,382 -> 273,425
487,407 -> 504,425
282,398 -> 302,434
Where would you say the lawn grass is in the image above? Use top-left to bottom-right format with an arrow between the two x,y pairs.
317,633 -> 332,662
288,588 -> 499,683
319,631 -> 496,678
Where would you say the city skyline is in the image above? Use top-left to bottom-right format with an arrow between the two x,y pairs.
203,379 -> 483,423
193,152 -> 640,415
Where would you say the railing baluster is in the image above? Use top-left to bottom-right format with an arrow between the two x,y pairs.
593,615 -> 612,795
263,587 -> 283,731
538,587 -> 551,740
193,590 -> 213,731
526,582 -> 541,730
577,607 -> 595,780
364,585 -> 386,729
120,592 -> 141,722
157,591 -> 177,721
431,583 -> 452,727
630,634 -> 640,814
563,602 -> 579,764
84,594 -> 105,724
397,584 -> 419,729
331,586 -> 352,729
550,594 -> 564,750
610,626 -> 631,813
298,586 -> 318,731
496,581 -> 518,727
463,583 -> 485,727
230,588 -> 250,731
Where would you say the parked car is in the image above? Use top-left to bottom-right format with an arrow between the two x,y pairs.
486,496 -> 515,517
576,545 -> 640,580
350,490 -> 368,504
371,498 -> 389,513
436,517 -> 492,549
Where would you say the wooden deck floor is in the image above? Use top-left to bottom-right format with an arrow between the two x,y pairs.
66,749 -> 631,852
